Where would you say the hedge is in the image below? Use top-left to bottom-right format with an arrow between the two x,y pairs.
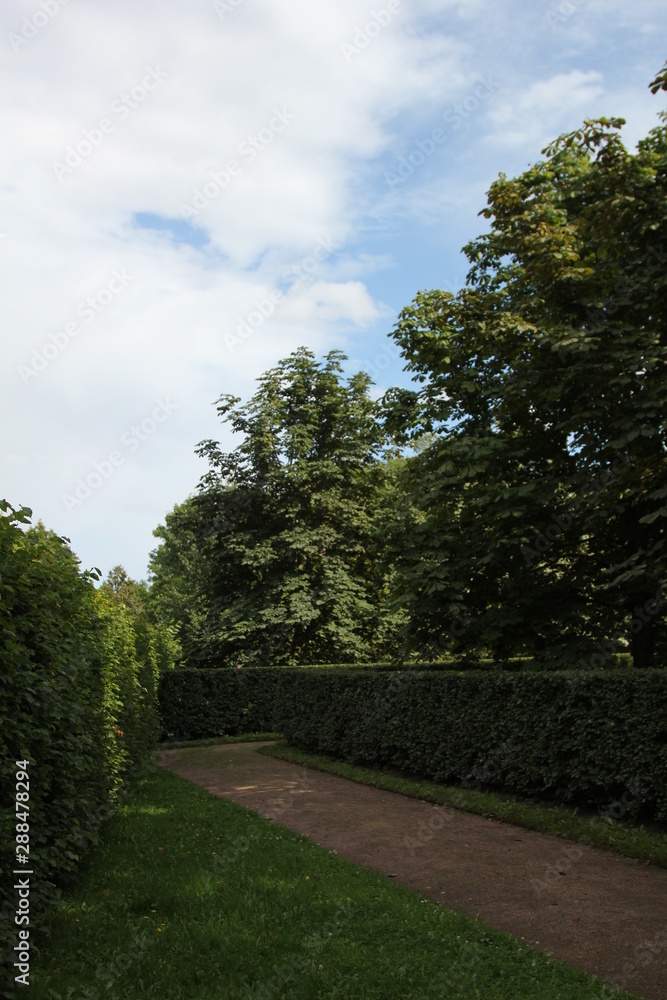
159,665 -> 667,823
159,667 -> 281,739
273,668 -> 667,823
0,504 -> 164,973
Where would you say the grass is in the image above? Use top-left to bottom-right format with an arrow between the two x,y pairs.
259,742 -> 667,869
30,765 -> 635,1000
162,732 -> 281,750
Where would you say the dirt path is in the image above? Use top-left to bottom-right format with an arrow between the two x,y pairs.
158,742 -> 667,1000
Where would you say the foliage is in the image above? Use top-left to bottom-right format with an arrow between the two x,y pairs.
158,667 -> 281,740
181,347 -> 405,666
649,58 -> 667,96
95,590 -> 158,791
146,500 -> 207,665
102,564 -> 178,686
384,86 -> 667,666
275,667 -> 667,821
158,664 -> 667,821
0,504 -> 165,958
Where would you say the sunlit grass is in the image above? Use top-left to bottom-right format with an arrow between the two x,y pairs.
31,766 -> 635,999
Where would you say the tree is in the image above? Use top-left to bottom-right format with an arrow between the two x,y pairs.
101,564 -> 179,675
190,348 -> 403,665
146,499 -> 208,665
384,72 -> 667,666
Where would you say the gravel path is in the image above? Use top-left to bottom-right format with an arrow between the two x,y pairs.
159,742 -> 667,999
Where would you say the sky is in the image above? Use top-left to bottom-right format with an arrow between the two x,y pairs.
2,0 -> 666,581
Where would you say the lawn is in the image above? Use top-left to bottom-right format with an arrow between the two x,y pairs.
29,764 -> 635,999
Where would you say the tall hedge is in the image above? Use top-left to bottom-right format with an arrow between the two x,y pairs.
159,665 -> 667,823
159,667 -> 281,739
273,668 -> 667,823
0,503 -> 164,969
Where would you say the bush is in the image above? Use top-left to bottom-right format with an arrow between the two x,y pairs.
158,668 -> 281,740
157,663 -> 667,822
0,503 -> 166,965
272,668 -> 667,823
95,589 -> 161,795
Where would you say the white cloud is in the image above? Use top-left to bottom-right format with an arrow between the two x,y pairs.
1,0 -> 665,577
486,69 -> 605,148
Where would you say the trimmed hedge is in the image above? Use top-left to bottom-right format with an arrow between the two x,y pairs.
159,668 -> 281,740
159,666 -> 667,823
273,668 -> 667,823
0,504 -> 164,970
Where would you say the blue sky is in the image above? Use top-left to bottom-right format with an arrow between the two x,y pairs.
2,0 -> 665,579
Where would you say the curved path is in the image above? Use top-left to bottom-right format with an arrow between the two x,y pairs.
159,742 -> 667,1000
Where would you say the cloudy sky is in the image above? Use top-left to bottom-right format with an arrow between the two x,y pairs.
2,0 -> 666,580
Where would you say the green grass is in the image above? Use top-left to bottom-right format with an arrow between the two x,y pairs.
30,766 -> 635,999
259,742 -> 667,869
161,732 -> 281,750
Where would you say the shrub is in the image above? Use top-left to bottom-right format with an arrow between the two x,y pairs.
158,664 -> 667,822
158,668 -> 281,740
0,502 -> 166,961
95,589 -> 161,795
272,668 -> 667,823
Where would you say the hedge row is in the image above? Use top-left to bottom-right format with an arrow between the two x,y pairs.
159,667 -> 280,739
159,666 -> 667,823
0,504 -> 166,969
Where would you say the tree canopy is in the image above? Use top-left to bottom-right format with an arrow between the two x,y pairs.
153,348 -> 404,666
384,83 -> 667,666
149,67 -> 666,669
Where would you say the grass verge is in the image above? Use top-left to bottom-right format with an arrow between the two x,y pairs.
161,732 -> 281,750
30,765 -> 633,999
258,743 -> 667,869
